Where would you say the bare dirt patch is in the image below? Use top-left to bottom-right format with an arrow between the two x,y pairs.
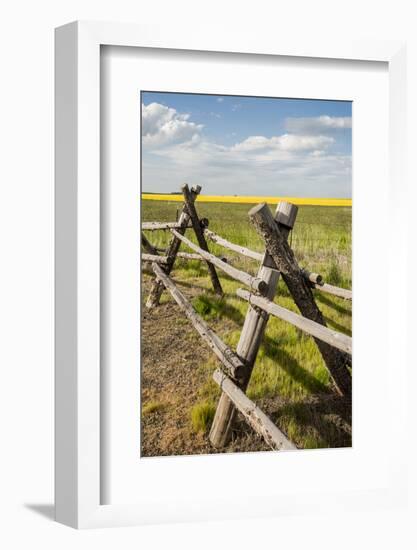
141,274 -> 271,456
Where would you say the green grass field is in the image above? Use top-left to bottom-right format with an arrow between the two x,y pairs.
142,200 -> 352,450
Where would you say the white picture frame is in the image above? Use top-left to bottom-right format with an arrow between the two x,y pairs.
55,20 -> 407,529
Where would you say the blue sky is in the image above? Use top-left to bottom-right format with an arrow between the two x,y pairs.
141,92 -> 352,198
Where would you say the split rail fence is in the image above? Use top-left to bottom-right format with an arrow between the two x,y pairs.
142,184 -> 352,450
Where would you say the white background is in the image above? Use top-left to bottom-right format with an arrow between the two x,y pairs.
0,1 -> 416,548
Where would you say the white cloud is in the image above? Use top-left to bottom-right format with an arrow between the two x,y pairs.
143,146 -> 351,197
216,97 -> 224,103
142,102 -> 203,148
142,103 -> 351,197
285,116 -> 352,133
231,134 -> 334,154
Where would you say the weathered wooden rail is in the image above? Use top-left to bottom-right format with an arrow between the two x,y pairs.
236,288 -> 352,355
170,228 -> 267,294
144,226 -> 351,301
142,185 -> 352,451
142,221 -> 192,231
311,282 -> 352,300
142,252 -> 205,264
204,229 -> 352,301
153,263 -> 245,380
204,228 -> 264,262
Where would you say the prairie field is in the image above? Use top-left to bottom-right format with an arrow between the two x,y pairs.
141,200 -> 352,456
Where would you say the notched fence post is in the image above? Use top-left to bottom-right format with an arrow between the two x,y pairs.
145,184 -> 201,309
209,201 -> 299,448
182,184 -> 223,296
248,203 -> 352,397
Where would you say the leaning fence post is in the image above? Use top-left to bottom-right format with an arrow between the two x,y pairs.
145,185 -> 201,308
141,232 -> 159,255
182,184 -> 223,296
248,202 -> 352,396
209,201 -> 298,448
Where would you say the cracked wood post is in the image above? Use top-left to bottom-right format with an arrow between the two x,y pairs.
249,202 -> 352,396
209,201 -> 298,448
182,184 -> 223,296
145,185 -> 201,308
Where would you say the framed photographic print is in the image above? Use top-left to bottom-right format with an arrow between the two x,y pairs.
55,21 -> 407,528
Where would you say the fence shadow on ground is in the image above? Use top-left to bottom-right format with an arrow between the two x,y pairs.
315,291 -> 351,315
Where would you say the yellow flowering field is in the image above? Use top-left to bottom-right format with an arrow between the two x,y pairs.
142,193 -> 352,207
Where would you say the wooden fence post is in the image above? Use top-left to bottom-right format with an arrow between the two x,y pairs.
209,202 -> 298,448
182,184 -> 223,296
145,185 -> 201,308
141,232 -> 158,255
248,203 -> 352,396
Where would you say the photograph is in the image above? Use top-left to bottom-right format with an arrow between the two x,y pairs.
140,91 -> 352,457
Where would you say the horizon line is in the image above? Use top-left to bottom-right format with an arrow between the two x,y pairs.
142,193 -> 352,206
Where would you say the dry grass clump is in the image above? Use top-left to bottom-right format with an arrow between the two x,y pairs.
190,401 -> 216,433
